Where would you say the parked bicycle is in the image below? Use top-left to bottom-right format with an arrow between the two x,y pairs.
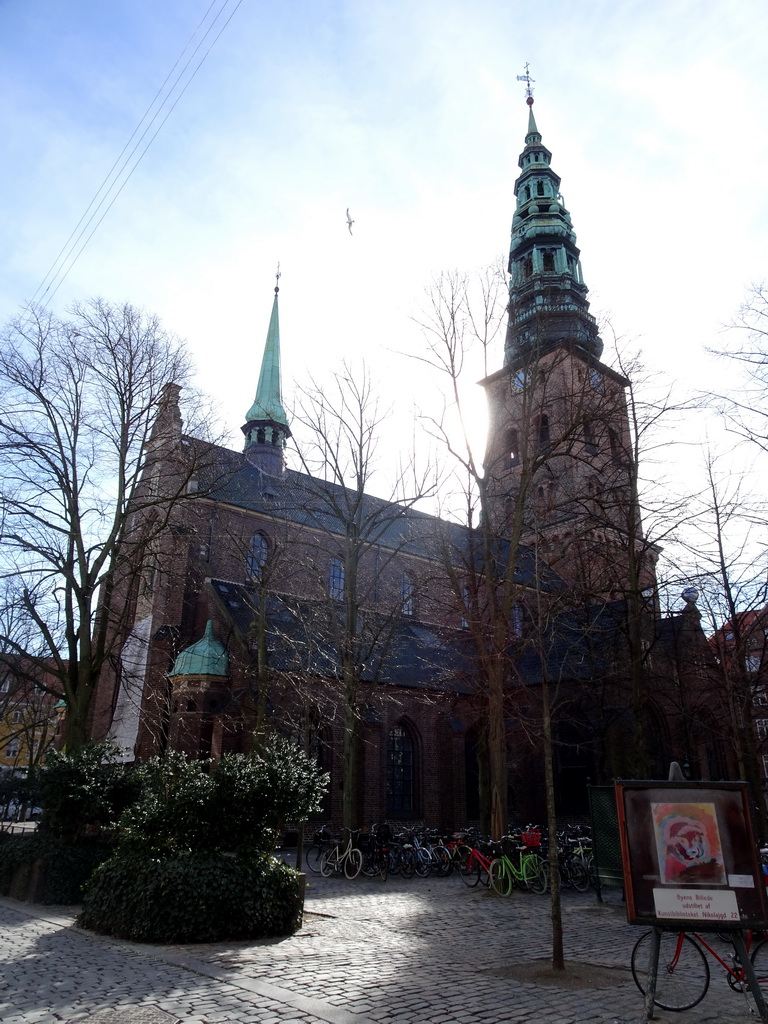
457,839 -> 493,888
360,823 -> 389,880
631,928 -> 768,1013
489,832 -> 545,895
320,828 -> 363,879
306,824 -> 336,874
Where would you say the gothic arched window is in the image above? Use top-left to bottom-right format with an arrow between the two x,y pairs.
537,414 -> 550,449
401,572 -> 417,617
387,722 -> 417,817
508,427 -> 520,467
246,532 -> 268,579
329,556 -> 345,600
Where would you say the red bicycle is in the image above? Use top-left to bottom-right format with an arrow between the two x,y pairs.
631,928 -> 768,1013
456,840 -> 492,888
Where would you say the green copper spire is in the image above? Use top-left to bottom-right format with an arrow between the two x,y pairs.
170,621 -> 229,677
504,89 -> 602,366
242,274 -> 291,474
244,283 -> 288,428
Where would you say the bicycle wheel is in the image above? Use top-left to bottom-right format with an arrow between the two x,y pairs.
490,858 -> 513,896
743,937 -> 768,1011
378,850 -> 389,882
415,851 -> 431,878
305,843 -> 324,874
568,858 -> 590,893
400,848 -> 417,879
432,845 -> 452,876
388,843 -> 403,876
360,849 -> 376,877
320,848 -> 338,877
530,858 -> 549,895
478,859 -> 491,888
458,848 -> 480,887
631,930 -> 709,1012
344,847 -> 363,879
520,853 -> 541,891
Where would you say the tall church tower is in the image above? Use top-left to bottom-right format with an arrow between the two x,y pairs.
482,86 -> 648,599
242,276 -> 291,475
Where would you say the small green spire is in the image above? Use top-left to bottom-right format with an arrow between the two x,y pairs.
170,621 -> 229,677
526,103 -> 539,138
244,284 -> 289,429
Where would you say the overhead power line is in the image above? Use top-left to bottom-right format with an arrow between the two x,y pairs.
33,0 -> 244,308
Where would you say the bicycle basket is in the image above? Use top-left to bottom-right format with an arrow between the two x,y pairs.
521,829 -> 541,847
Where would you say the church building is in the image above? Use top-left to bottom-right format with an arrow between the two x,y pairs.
90,95 -> 729,829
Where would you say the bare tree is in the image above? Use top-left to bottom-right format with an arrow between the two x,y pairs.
712,283 -> 768,453
675,450 -> 768,839
291,363 -> 435,828
0,299 -> 213,754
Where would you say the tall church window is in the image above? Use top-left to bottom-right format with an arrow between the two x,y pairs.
583,422 -> 597,456
247,532 -> 268,579
401,572 -> 417,617
522,256 -> 533,279
461,584 -> 471,628
387,722 -> 416,817
542,250 -> 555,272
508,428 -> 520,467
608,428 -> 623,466
329,556 -> 345,600
536,180 -> 545,197
537,414 -> 550,449
511,602 -> 524,638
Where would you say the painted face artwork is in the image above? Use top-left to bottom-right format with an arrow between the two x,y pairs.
652,802 -> 727,886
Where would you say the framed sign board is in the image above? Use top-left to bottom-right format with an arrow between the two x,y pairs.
615,781 -> 767,929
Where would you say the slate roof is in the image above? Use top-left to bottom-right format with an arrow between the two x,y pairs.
195,439 -> 561,590
209,578 -> 477,694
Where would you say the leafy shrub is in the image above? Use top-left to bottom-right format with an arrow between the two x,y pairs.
79,848 -> 303,942
32,743 -> 142,843
120,739 -> 328,855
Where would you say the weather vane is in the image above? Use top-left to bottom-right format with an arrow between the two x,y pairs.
275,262 -> 281,293
516,63 -> 535,106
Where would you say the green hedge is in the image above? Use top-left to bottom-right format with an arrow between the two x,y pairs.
79,848 -> 304,942
0,832 -> 115,903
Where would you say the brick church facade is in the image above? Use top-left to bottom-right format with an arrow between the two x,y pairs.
90,96 -> 732,830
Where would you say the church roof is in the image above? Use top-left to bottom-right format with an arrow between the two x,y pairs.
208,579 -> 477,693
197,445 -> 559,590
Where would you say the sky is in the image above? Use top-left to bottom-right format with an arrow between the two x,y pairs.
1,0 -> 767,503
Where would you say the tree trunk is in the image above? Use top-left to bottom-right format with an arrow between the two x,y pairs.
541,674 -> 565,970
341,666 -> 359,829
487,661 -> 508,839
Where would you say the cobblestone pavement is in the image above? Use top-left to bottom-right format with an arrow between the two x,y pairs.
0,864 -> 764,1024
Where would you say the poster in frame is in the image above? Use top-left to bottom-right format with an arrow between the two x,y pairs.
615,780 -> 767,929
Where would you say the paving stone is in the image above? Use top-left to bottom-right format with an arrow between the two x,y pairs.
1,871 -> 763,1024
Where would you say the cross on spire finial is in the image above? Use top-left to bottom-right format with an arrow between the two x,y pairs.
516,63 -> 535,106
275,262 -> 281,294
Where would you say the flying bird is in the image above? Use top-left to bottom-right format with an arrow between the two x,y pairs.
346,208 -> 354,235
